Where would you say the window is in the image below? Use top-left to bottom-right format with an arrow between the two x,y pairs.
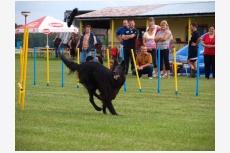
197,25 -> 208,35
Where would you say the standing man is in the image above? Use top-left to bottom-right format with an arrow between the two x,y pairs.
53,32 -> 62,58
122,20 -> 138,75
188,22 -> 201,77
115,19 -> 129,58
76,25 -> 97,63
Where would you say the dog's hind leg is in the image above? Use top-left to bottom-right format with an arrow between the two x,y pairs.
93,92 -> 102,101
102,104 -> 107,114
89,92 -> 102,111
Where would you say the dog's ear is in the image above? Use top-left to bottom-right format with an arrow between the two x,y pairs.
113,59 -> 118,66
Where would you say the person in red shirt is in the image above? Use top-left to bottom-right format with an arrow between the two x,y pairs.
201,25 -> 215,79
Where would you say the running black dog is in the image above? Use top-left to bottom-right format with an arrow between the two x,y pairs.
60,54 -> 126,115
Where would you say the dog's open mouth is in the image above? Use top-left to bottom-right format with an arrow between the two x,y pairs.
113,74 -> 120,80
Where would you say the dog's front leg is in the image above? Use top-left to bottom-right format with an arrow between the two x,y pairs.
107,101 -> 118,115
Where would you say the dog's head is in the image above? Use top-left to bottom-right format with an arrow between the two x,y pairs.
112,60 -> 126,80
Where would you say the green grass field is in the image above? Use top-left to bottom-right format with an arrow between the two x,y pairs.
15,54 -> 215,151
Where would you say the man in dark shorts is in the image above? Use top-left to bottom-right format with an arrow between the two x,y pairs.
122,20 -> 138,75
188,22 -> 201,77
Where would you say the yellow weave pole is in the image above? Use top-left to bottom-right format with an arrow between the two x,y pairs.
18,47 -> 23,105
173,47 -> 178,95
131,49 -> 142,93
19,28 -> 27,108
46,35 -> 50,86
107,48 -> 110,69
21,27 -> 29,110
76,48 -> 80,88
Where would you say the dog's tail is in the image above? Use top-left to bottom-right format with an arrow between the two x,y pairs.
60,54 -> 79,74
67,8 -> 78,27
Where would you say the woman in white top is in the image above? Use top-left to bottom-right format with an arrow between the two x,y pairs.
155,20 -> 172,78
143,24 -> 158,77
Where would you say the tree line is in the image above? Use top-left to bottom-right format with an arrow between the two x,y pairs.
15,23 -> 56,48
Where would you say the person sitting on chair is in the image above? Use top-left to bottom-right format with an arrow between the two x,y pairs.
86,49 -> 103,64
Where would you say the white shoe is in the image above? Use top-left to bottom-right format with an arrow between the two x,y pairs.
149,77 -> 153,79
161,73 -> 167,78
153,74 -> 161,78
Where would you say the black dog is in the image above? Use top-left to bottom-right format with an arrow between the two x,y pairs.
67,8 -> 78,27
60,54 -> 126,115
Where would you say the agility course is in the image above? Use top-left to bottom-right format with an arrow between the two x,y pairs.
15,53 -> 215,150
16,34 -> 214,150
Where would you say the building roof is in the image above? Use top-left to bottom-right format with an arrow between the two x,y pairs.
76,1 -> 215,20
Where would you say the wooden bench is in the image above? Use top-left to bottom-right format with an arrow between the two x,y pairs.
27,47 -> 54,58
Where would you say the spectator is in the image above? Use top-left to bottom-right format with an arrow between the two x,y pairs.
94,33 -> 102,44
122,20 -> 138,75
135,35 -> 143,52
115,19 -> 129,58
187,22 -> 201,78
86,49 -> 103,64
201,25 -> 215,79
53,32 -> 62,58
143,23 -> 158,77
155,20 -> 172,79
102,31 -> 108,46
146,17 -> 161,32
76,25 -> 97,63
68,35 -> 78,60
132,46 -> 153,79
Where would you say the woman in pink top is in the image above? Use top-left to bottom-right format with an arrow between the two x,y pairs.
143,24 -> 158,77
201,25 -> 215,79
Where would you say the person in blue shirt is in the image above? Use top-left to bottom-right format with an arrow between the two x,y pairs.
121,20 -> 138,75
94,33 -> 101,44
115,19 -> 129,58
